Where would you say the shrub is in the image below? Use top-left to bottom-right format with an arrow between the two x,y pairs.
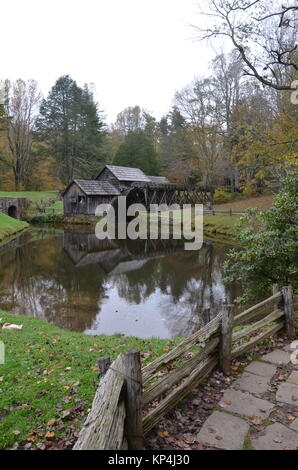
214,188 -> 233,204
29,213 -> 64,224
224,172 -> 298,305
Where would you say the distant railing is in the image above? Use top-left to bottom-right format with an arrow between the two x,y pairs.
73,286 -> 297,450
204,209 -> 247,216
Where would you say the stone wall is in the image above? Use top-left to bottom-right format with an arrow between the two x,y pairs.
0,197 -> 30,219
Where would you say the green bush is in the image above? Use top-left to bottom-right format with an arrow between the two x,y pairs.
224,172 -> 298,305
29,213 -> 64,224
214,188 -> 233,204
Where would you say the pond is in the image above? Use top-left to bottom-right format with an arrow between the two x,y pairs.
0,228 -> 243,339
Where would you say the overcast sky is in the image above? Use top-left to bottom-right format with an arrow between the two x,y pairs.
2,0 -> 222,123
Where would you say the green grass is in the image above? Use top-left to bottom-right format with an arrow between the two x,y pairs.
0,311 -> 181,449
146,208 -> 242,241
0,191 -> 59,202
0,213 -> 28,243
46,200 -> 63,213
36,200 -> 63,217
0,191 -> 61,219
203,215 -> 242,240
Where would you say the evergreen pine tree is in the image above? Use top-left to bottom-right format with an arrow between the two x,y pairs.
35,75 -> 106,184
113,130 -> 158,175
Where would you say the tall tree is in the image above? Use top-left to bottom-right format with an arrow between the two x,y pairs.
113,106 -> 144,134
109,106 -> 159,163
35,75 -> 106,184
175,79 -> 222,189
3,79 -> 41,190
157,107 -> 197,183
211,51 -> 243,191
113,130 -> 159,175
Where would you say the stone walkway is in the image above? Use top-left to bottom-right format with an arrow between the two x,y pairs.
197,344 -> 298,450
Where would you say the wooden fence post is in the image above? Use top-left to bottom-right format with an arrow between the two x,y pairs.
97,355 -> 111,378
219,304 -> 234,375
272,284 -> 279,311
282,286 -> 295,339
123,349 -> 143,450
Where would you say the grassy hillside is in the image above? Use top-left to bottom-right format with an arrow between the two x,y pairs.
166,195 -> 275,241
0,213 -> 29,243
0,311 -> 181,449
214,194 -> 275,211
0,191 -> 59,202
203,214 -> 241,240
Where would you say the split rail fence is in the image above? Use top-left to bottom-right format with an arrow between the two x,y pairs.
204,209 -> 248,216
73,285 -> 297,451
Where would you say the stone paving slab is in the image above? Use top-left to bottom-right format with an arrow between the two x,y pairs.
276,382 -> 298,406
287,371 -> 298,385
252,422 -> 298,450
219,389 -> 274,418
197,411 -> 249,450
261,350 -> 291,365
245,361 -> 277,378
283,343 -> 297,353
232,372 -> 269,396
290,419 -> 298,432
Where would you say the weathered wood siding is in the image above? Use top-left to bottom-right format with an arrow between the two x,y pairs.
63,183 -> 87,215
87,195 -> 115,215
63,182 -> 116,216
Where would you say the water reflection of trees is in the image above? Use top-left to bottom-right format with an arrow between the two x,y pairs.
110,243 -> 241,336
0,233 -> 106,331
0,231 -> 242,337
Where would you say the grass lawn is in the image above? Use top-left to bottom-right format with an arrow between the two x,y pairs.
0,311 -> 181,450
204,195 -> 276,240
203,214 -> 242,240
0,191 -> 61,219
45,200 -> 63,214
154,208 -> 242,242
0,213 -> 29,243
0,191 -> 59,202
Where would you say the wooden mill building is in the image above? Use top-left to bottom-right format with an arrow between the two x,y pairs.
62,164 -> 211,216
62,178 -> 121,216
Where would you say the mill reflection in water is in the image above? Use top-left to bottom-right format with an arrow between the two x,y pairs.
0,229 -> 241,338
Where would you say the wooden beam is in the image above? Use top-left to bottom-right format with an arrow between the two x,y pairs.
282,286 -> 296,339
219,304 -> 234,375
143,337 -> 219,405
97,355 -> 111,380
143,356 -> 217,435
122,349 -> 143,450
142,311 -> 222,383
233,292 -> 282,326
232,309 -> 284,342
73,354 -> 125,450
232,322 -> 284,359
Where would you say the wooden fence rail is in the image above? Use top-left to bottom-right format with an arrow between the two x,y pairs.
204,209 -> 247,216
73,285 -> 297,450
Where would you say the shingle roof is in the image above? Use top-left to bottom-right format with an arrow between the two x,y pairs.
101,165 -> 151,182
147,175 -> 170,184
74,179 -> 120,196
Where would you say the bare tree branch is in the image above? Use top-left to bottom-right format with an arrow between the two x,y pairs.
193,0 -> 298,91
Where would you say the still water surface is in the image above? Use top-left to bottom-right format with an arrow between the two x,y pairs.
0,229 -> 242,338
